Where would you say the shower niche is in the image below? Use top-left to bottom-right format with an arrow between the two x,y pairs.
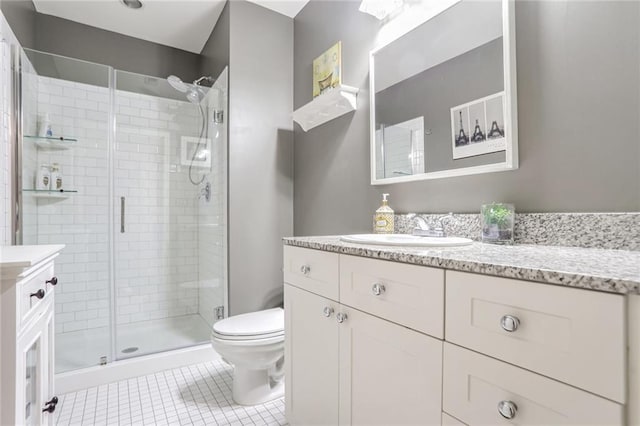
15,48 -> 229,374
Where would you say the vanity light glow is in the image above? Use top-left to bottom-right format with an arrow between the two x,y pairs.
359,0 -> 404,20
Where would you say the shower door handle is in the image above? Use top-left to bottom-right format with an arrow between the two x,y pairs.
120,197 -> 125,233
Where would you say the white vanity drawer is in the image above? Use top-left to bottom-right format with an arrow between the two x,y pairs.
445,271 -> 626,403
339,255 -> 444,338
443,343 -> 624,426
19,262 -> 55,327
283,246 -> 339,300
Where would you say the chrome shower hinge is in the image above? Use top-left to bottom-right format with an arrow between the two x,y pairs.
215,306 -> 225,320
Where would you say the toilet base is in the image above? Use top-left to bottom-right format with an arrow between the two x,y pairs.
232,367 -> 285,406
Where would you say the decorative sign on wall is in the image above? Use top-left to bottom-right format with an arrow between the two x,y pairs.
451,91 -> 506,160
313,41 -> 342,98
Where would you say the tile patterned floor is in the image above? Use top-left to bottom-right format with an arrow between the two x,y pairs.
54,360 -> 287,426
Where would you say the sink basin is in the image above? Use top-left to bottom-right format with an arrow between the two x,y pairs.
340,234 -> 473,247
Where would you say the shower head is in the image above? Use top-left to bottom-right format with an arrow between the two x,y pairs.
168,74 -> 210,104
186,88 -> 204,104
167,75 -> 188,93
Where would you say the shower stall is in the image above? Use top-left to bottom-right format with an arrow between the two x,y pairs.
13,47 -> 228,377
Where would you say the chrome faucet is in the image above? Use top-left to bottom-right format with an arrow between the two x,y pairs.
406,213 -> 453,238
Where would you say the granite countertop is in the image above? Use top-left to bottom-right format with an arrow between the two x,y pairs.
283,236 -> 640,295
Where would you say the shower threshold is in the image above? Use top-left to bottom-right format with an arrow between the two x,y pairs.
55,314 -> 212,374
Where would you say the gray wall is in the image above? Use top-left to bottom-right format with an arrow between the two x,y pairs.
228,1 -> 293,315
199,1 -> 230,81
294,0 -> 640,237
1,0 -> 201,81
34,13 -> 201,82
0,0 -> 35,48
294,1 -> 381,236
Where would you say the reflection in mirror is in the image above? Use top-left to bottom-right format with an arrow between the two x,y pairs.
371,0 -> 517,184
375,117 -> 425,178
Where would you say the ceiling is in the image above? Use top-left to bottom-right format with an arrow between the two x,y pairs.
32,0 -> 310,54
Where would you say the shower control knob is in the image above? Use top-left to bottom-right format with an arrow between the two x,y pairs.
300,265 -> 311,275
500,315 -> 520,332
46,276 -> 58,286
372,283 -> 386,296
323,307 -> 334,318
336,312 -> 348,324
45,396 -> 59,407
497,400 -> 517,419
30,289 -> 45,300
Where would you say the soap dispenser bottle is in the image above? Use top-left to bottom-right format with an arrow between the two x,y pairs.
374,193 -> 394,234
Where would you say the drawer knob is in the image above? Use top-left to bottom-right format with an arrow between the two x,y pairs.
497,400 -> 517,419
46,276 -> 58,286
30,289 -> 46,300
336,312 -> 348,323
500,315 -> 520,332
323,306 -> 334,318
372,283 -> 386,296
300,265 -> 311,275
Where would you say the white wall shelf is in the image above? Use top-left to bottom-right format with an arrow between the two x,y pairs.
293,85 -> 359,132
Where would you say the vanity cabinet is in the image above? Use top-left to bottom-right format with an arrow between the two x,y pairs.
284,246 -> 443,426
284,285 -> 339,425
1,245 -> 64,426
284,244 -> 629,426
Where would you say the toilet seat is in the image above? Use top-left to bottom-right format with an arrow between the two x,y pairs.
212,308 -> 284,341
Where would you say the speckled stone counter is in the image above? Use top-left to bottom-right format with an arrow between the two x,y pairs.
283,236 -> 640,295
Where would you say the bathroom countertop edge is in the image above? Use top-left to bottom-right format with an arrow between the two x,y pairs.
282,236 -> 640,295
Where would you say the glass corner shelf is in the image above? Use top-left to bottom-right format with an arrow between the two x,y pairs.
24,135 -> 78,151
22,189 -> 78,200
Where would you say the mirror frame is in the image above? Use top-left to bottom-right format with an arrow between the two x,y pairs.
369,0 -> 518,185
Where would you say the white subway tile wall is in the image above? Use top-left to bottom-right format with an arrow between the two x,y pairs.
30,76 -> 112,335
113,90 -> 202,326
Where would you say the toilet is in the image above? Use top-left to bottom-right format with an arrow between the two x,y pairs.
211,307 -> 285,405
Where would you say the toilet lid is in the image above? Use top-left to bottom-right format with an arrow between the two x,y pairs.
213,307 -> 284,337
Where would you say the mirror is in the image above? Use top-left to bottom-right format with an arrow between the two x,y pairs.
370,0 -> 517,184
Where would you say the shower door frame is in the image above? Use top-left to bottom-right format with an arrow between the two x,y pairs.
10,41 -> 22,245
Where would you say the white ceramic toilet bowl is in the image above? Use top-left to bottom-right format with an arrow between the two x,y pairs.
211,308 -> 284,406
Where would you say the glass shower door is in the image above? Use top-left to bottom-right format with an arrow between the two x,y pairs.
18,49 -> 113,373
113,69 -> 228,359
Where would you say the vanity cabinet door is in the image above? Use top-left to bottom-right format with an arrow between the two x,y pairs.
338,306 -> 443,426
16,300 -> 55,426
285,284 -> 339,426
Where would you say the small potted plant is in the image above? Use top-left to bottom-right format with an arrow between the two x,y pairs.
481,203 -> 515,244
